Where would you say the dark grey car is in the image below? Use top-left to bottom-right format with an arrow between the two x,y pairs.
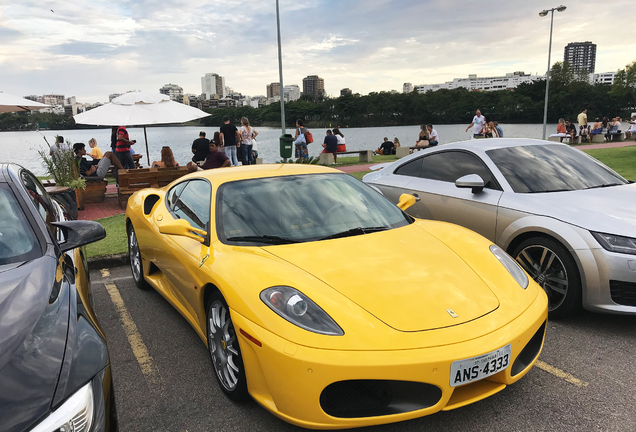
363,139 -> 636,318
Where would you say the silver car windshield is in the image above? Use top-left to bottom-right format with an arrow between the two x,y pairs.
487,145 -> 628,193
217,173 -> 411,244
0,184 -> 40,267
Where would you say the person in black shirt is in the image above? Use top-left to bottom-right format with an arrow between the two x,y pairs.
192,131 -> 210,165
375,137 -> 395,155
73,143 -> 123,179
219,117 -> 240,166
322,129 -> 339,163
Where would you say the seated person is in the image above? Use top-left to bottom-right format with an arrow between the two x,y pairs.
590,118 -> 603,135
579,125 -> 591,143
375,137 -> 395,155
608,118 -> 622,140
416,124 -> 430,147
49,135 -> 69,156
321,129 -> 339,162
565,120 -> 577,142
88,138 -> 103,159
427,125 -> 439,146
626,115 -> 636,139
73,143 -> 123,179
152,146 -> 179,168
201,139 -> 231,170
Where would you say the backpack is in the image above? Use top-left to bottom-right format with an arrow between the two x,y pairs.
305,130 -> 314,144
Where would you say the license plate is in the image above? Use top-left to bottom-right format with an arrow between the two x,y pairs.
450,344 -> 511,387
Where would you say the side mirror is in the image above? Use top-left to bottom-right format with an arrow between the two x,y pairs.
158,219 -> 207,243
52,220 -> 107,253
397,193 -> 417,211
455,174 -> 485,193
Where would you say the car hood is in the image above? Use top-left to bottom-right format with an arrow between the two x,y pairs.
500,183 -> 636,236
0,256 -> 69,432
267,223 -> 500,331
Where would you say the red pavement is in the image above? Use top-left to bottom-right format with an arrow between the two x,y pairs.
574,140 -> 636,150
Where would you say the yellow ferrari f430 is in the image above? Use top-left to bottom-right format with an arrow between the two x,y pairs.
125,164 -> 548,429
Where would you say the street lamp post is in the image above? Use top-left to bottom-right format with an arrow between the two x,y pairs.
540,5 -> 567,140
276,0 -> 286,136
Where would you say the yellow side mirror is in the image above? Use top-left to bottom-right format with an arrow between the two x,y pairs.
397,193 -> 417,211
158,219 -> 207,243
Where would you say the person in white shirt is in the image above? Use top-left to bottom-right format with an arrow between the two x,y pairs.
49,135 -> 69,156
626,115 -> 636,140
465,109 -> 486,138
427,125 -> 439,146
333,128 -> 347,152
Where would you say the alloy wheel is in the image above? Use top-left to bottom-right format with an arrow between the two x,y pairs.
515,245 -> 568,312
208,300 -> 241,392
129,228 -> 142,282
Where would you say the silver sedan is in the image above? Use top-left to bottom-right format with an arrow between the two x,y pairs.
363,138 -> 636,317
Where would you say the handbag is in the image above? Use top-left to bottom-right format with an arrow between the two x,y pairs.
294,129 -> 306,145
305,130 -> 314,144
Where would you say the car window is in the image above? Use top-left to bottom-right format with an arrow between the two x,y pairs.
487,144 -> 628,193
20,170 -> 60,238
0,184 -> 41,266
166,181 -> 188,212
418,151 -> 499,189
171,180 -> 211,230
394,157 -> 423,177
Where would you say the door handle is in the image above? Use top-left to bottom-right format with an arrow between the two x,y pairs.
412,193 -> 421,202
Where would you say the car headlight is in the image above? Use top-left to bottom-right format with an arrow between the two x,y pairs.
31,382 -> 94,432
490,245 -> 529,289
591,232 -> 636,255
260,286 -> 344,336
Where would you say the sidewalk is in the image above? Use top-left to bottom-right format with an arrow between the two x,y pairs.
574,140 -> 636,150
78,184 -> 122,221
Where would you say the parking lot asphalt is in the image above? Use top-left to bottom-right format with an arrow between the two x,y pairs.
91,265 -> 636,432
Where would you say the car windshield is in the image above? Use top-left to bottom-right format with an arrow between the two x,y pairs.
217,173 -> 411,244
0,184 -> 40,267
487,144 -> 628,193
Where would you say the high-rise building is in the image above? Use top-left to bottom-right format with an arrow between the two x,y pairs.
340,88 -> 352,96
403,83 -> 414,93
42,94 -> 65,106
564,41 -> 596,74
201,73 -> 226,99
159,83 -> 184,101
415,71 -> 544,93
302,75 -> 325,98
266,82 -> 281,99
283,85 -> 301,102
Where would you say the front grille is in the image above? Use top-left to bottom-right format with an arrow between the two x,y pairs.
610,280 -> 636,306
512,320 -> 546,376
320,380 -> 441,418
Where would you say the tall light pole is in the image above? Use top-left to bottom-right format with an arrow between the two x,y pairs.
540,5 -> 567,140
276,0 -> 286,135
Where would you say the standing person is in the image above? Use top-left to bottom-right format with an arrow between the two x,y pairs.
49,135 -> 69,156
294,119 -> 308,162
152,146 -> 179,168
465,109 -> 486,138
415,124 -> 430,147
333,128 -> 347,152
239,117 -> 258,165
115,125 -> 136,169
219,117 -> 240,166
88,138 -> 103,159
577,109 -> 588,130
202,136 -> 231,170
191,131 -> 210,165
322,129 -> 339,163
427,125 -> 439,146
110,127 -> 118,152
494,121 -> 504,138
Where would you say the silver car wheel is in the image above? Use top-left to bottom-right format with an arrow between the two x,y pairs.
128,228 -> 142,282
208,300 -> 240,392
516,245 -> 568,312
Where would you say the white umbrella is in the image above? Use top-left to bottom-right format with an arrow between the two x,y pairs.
73,91 -> 211,165
0,93 -> 49,112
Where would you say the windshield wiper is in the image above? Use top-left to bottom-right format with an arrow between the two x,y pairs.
526,188 -> 573,194
319,226 -> 388,241
226,235 -> 300,245
584,183 -> 624,190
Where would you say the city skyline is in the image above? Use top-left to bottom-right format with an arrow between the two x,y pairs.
1,0 -> 634,104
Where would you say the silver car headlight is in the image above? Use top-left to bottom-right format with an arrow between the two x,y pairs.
591,232 -> 636,255
490,245 -> 529,289
31,382 -> 94,432
260,286 -> 344,336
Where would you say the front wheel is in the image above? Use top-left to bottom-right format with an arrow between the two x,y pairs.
206,292 -> 249,401
512,237 -> 581,318
127,225 -> 149,289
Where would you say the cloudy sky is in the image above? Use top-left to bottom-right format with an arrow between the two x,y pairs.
1,0 -> 634,103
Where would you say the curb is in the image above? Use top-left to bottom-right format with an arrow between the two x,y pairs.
88,253 -> 129,269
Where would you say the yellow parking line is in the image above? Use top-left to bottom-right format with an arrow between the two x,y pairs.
100,269 -> 110,278
535,360 -> 589,387
104,283 -> 164,391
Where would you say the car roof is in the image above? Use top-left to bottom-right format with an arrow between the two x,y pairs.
437,138 -> 565,152
175,163 -> 343,185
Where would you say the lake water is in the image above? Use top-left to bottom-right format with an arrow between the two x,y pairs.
1,123 -> 558,176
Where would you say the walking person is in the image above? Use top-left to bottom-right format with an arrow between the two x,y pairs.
220,117 -> 240,166
333,128 -> 347,152
239,117 -> 258,165
294,119 -> 308,162
191,131 -> 210,166
115,125 -> 136,169
465,109 -> 486,138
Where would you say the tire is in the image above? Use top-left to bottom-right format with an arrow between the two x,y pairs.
206,292 -> 249,401
512,236 -> 581,318
127,225 -> 149,289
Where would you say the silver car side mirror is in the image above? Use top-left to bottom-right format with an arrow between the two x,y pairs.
455,174 -> 485,194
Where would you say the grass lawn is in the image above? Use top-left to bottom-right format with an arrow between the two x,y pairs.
331,154 -> 397,167
86,213 -> 127,258
582,146 -> 636,181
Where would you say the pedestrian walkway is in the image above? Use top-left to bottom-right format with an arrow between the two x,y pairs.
574,140 -> 636,150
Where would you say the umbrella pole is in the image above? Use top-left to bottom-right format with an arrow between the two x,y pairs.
144,126 -> 149,168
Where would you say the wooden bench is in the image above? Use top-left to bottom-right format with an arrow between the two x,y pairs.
118,167 -> 189,209
83,179 -> 108,204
